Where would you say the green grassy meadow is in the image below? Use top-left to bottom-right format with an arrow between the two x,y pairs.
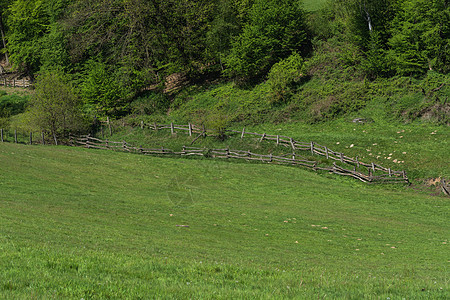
0,142 -> 448,298
303,0 -> 328,11
111,118 -> 449,185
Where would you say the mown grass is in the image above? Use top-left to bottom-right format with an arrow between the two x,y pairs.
0,142 -> 448,298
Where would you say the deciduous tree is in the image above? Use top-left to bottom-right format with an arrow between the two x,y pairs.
28,71 -> 85,137
224,0 -> 308,80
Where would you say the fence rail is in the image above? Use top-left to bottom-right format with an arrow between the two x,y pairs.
69,134 -> 408,184
0,122 -> 409,184
0,78 -> 32,88
102,121 -> 408,183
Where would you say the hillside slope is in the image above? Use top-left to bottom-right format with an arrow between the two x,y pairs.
0,143 -> 448,298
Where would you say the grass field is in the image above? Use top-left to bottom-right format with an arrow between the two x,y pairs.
0,142 -> 448,298
111,118 -> 449,186
303,0 -> 328,11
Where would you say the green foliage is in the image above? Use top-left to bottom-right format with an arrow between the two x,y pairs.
347,0 -> 398,48
205,0 -> 243,64
81,61 -> 129,117
224,0 -> 308,80
27,71 -> 86,136
0,93 -> 28,118
129,92 -> 170,116
388,0 -> 450,76
170,82 -> 271,125
360,31 -> 392,78
6,0 -> 49,72
379,73 -> 450,124
267,52 -> 304,103
204,109 -> 231,139
5,0 -> 70,73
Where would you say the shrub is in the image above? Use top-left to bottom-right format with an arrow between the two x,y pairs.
0,94 -> 29,118
27,71 -> 87,137
267,52 -> 304,103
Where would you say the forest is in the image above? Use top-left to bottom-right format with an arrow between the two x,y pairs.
0,0 -> 449,136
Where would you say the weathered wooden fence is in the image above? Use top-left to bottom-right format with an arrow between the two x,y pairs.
69,134 -> 409,184
98,121 -> 409,183
0,78 -> 32,88
0,122 -> 410,184
0,129 -> 60,145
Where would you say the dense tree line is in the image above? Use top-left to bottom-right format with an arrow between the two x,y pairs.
0,0 -> 448,122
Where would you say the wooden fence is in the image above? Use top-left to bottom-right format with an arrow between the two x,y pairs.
0,78 -> 32,88
0,122 -> 409,184
69,134 -> 409,184
0,129 -> 60,145
100,121 -> 409,183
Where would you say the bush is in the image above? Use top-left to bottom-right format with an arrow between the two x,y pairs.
27,71 -> 87,137
0,94 -> 29,118
267,52 -> 304,103
204,109 -> 231,140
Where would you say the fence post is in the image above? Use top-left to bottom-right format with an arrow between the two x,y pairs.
276,135 -> 279,145
29,132 -> 32,145
188,123 -> 192,136
241,127 -> 245,139
13,79 -> 15,87
23,78 -> 25,87
141,121 -> 144,129
170,122 -> 174,134
14,130 -> 17,143
260,133 -> 266,142
325,146 -> 329,159
310,142 -> 314,155
226,147 -> 230,158
53,133 -> 58,145
101,126 -> 104,138
154,122 -> 158,131
107,116 -> 112,136
340,153 -> 344,163
1,129 -> 3,142
290,138 -> 295,150
356,156 -> 360,168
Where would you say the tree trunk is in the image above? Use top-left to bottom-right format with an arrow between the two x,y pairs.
0,15 -> 10,66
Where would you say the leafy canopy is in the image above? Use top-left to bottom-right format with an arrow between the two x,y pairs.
224,0 -> 308,80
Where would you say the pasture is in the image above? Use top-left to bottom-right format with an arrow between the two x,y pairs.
0,142 -> 448,298
303,0 -> 328,11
